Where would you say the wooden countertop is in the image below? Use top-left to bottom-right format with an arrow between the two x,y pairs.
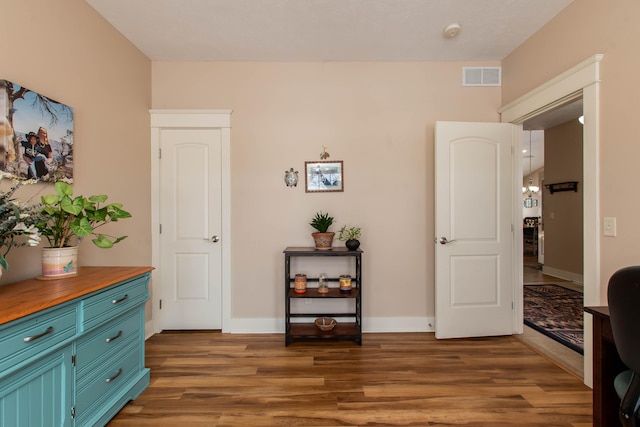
0,266 -> 154,325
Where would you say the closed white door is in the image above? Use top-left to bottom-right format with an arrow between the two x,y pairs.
434,121 -> 516,339
160,128 -> 222,329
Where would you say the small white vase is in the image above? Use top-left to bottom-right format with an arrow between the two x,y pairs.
42,246 -> 78,278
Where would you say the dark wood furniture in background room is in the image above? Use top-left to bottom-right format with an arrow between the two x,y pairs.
585,306 -> 628,426
523,217 -> 538,256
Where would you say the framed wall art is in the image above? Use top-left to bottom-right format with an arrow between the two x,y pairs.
305,160 -> 343,193
0,79 -> 74,182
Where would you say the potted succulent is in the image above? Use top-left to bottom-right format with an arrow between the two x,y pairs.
338,225 -> 361,251
37,181 -> 131,278
309,211 -> 335,249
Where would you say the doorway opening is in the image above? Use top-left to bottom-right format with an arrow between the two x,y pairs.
519,99 -> 585,377
499,54 -> 601,387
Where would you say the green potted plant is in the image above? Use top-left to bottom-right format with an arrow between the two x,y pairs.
38,181 -> 132,278
309,211 -> 335,249
338,225 -> 361,251
0,178 -> 43,276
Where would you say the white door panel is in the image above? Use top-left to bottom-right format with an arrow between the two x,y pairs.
160,128 -> 222,329
435,121 -> 515,339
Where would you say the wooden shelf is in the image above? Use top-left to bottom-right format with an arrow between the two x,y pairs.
283,247 -> 362,256
288,288 -> 359,298
284,247 -> 362,346
545,181 -> 579,194
286,323 -> 361,345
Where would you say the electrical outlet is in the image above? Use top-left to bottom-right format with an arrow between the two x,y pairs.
603,217 -> 617,237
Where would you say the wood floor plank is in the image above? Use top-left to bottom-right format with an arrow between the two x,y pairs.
108,332 -> 592,426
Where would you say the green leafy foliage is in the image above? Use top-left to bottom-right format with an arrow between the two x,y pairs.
338,226 -> 361,241
39,182 -> 132,248
0,178 -> 43,271
309,211 -> 334,233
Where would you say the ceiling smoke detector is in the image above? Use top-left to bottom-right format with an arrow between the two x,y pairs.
443,23 -> 461,39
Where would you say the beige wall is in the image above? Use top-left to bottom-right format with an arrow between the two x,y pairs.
1,0 -> 152,285
503,0 -> 640,299
542,120 -> 583,276
11,0 -> 635,326
152,62 -> 501,320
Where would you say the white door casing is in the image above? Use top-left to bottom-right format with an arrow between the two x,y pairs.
499,54 -> 602,387
435,121 -> 517,339
150,110 -> 231,334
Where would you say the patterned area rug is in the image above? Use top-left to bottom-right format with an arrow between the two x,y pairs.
523,284 -> 584,354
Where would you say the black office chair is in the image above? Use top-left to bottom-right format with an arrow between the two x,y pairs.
608,266 -> 640,426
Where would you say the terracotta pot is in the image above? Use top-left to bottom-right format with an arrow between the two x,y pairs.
311,232 -> 335,250
41,246 -> 78,278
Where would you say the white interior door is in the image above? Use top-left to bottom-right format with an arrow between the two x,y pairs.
435,121 -> 517,339
160,128 -> 222,329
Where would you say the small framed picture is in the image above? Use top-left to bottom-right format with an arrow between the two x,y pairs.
305,160 -> 343,193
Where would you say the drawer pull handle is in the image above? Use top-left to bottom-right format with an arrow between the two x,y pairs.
112,294 -> 129,304
106,368 -> 123,383
105,330 -> 123,343
23,326 -> 54,343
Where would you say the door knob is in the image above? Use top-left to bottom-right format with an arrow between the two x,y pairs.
211,235 -> 220,243
439,237 -> 456,245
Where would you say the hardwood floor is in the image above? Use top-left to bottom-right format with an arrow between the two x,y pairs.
108,332 -> 592,426
523,256 -> 573,286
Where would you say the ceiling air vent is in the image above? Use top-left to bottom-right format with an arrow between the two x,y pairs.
462,67 -> 501,87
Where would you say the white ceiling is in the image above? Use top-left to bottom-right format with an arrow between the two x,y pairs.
86,0 -> 573,62
523,99 -> 584,175
85,0 -> 578,176
523,130 -> 545,177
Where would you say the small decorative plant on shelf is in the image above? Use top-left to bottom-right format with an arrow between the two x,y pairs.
309,211 -> 335,249
338,225 -> 361,251
0,178 -> 43,274
37,182 -> 132,278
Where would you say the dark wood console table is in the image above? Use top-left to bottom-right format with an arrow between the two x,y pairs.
584,306 -> 627,426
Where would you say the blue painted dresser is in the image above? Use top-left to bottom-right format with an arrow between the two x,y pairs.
0,266 -> 153,426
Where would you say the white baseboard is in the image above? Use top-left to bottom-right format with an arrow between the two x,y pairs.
542,266 -> 584,284
221,316 -> 435,334
146,317 -> 435,337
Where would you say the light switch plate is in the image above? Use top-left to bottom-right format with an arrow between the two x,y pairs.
603,217 -> 617,237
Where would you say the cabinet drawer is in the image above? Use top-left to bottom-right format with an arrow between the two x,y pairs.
81,275 -> 148,331
0,304 -> 77,374
76,310 -> 141,379
75,343 -> 142,423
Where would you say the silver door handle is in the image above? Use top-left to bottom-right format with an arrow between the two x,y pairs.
439,237 -> 456,245
210,235 -> 220,243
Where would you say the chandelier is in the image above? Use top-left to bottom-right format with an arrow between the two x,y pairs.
523,178 -> 539,197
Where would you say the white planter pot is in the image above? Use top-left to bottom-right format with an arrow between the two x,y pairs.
42,246 -> 78,278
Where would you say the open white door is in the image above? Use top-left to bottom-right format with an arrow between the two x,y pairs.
435,121 -> 517,339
